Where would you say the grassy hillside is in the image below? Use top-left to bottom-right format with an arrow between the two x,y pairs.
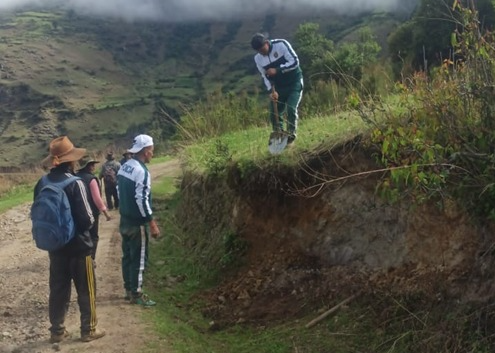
0,8 -> 404,168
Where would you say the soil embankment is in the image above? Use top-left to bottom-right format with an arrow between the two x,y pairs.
177,145 -> 495,326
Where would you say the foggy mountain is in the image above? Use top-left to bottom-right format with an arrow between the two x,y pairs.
1,0 -> 418,22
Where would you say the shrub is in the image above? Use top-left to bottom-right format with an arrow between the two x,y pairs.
368,1 -> 495,219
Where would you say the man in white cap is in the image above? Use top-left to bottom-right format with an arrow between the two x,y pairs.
117,134 -> 160,306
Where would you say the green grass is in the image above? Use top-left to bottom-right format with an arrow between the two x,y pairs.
181,109 -> 372,173
0,184 -> 33,214
150,155 -> 173,165
153,175 -> 178,196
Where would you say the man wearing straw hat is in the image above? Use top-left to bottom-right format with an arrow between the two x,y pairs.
34,136 -> 106,343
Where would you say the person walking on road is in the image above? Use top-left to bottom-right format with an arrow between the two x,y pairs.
120,151 -> 133,166
117,134 -> 160,307
34,136 -> 105,343
76,156 -> 112,262
99,152 -> 121,210
251,32 -> 304,144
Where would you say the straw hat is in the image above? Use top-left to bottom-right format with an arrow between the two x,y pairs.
41,136 -> 86,168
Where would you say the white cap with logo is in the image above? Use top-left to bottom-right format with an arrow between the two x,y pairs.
128,134 -> 153,154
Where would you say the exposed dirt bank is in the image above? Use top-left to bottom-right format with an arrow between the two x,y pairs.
177,144 -> 495,328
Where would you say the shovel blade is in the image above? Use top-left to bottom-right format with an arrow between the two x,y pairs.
268,132 -> 288,155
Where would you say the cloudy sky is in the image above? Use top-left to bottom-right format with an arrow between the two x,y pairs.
0,0 -> 415,22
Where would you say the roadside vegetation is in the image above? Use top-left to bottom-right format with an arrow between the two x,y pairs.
0,181 -> 34,213
0,172 -> 40,213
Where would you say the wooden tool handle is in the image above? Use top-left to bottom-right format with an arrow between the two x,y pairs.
271,85 -> 279,123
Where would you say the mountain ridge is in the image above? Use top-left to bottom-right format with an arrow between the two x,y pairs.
0,8 -> 405,168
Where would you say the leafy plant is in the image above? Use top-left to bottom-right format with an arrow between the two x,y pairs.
205,139 -> 232,177
367,0 -> 495,219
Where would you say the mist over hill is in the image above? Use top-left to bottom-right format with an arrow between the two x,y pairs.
1,0 -> 418,22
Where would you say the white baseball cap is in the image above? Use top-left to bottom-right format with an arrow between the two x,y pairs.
128,134 -> 153,153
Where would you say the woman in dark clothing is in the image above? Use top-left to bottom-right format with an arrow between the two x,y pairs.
76,156 -> 111,262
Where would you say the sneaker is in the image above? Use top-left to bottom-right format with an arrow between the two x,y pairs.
50,330 -> 70,343
124,290 -> 131,301
80,329 -> 106,342
130,293 -> 156,307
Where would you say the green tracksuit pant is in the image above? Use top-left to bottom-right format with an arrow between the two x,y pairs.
269,79 -> 304,135
120,223 -> 150,297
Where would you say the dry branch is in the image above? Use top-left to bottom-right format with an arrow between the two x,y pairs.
305,293 -> 359,329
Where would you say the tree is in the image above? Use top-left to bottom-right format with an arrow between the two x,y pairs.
293,23 -> 334,87
332,28 -> 381,82
388,0 -> 495,77
294,23 -> 380,86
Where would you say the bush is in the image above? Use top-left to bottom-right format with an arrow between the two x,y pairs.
367,2 -> 495,220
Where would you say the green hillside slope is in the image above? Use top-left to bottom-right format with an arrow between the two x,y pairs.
0,9 -> 403,168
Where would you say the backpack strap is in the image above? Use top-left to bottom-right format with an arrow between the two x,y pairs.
57,175 -> 80,189
41,175 -> 81,189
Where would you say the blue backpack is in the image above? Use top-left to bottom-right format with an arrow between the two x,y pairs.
31,175 -> 80,251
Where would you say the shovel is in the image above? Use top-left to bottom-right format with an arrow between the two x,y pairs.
268,87 -> 288,155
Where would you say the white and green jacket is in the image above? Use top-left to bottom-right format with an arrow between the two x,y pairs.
254,39 -> 303,92
117,158 -> 153,226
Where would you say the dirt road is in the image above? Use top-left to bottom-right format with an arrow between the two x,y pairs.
0,160 -> 180,353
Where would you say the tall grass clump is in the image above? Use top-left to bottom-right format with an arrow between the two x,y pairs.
175,89 -> 268,143
300,61 -> 394,119
365,0 -> 495,220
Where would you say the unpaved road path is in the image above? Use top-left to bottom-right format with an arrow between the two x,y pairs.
0,159 -> 181,353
